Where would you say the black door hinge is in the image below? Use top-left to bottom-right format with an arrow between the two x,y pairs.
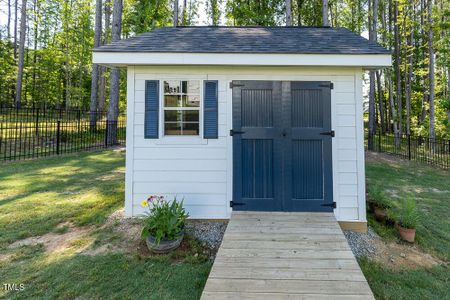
321,202 -> 336,209
229,82 -> 245,88
319,82 -> 334,89
230,129 -> 245,136
320,130 -> 335,137
230,201 -> 245,207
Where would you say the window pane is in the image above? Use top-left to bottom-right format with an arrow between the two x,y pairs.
182,81 -> 200,94
164,95 -> 182,107
184,110 -> 199,122
164,80 -> 181,94
165,110 -> 182,122
184,95 -> 200,107
165,122 -> 182,135
182,123 -> 199,135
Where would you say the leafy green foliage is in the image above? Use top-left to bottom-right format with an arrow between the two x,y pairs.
388,197 -> 420,229
367,185 -> 391,209
140,196 -> 189,244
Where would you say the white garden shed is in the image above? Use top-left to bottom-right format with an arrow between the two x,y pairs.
93,26 -> 391,232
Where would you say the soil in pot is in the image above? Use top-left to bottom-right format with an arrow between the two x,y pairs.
374,206 -> 387,222
398,226 -> 416,243
146,233 -> 184,254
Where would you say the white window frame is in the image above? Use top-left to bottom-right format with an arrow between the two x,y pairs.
157,79 -> 206,144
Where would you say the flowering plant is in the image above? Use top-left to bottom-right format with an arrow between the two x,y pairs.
140,195 -> 189,244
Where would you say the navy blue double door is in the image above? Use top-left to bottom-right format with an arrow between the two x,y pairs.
232,81 -> 333,212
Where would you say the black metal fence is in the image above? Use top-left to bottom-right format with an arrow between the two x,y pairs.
0,107 -> 126,162
367,131 -> 450,169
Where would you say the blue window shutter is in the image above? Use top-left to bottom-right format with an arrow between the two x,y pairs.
203,80 -> 218,139
144,80 -> 159,139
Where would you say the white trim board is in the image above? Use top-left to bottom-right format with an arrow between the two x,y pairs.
93,52 -> 392,68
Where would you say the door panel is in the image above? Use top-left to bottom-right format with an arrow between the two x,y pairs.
232,80 -> 333,212
286,82 -> 333,212
232,81 -> 283,211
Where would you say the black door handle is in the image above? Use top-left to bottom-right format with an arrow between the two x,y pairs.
282,129 -> 287,137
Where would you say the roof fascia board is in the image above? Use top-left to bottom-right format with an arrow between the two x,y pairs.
92,52 -> 392,68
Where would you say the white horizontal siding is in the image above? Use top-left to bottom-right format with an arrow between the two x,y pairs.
127,66 -> 364,221
133,171 -> 226,183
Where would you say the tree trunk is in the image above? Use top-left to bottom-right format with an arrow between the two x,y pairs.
14,0 -> 18,59
7,0 -> 11,40
181,0 -> 187,25
376,71 -> 385,133
322,0 -> 329,26
107,0 -> 122,145
90,0 -> 103,128
405,6 -> 413,136
297,0 -> 303,26
286,0 -> 292,26
388,71 -> 400,146
427,0 -> 435,142
173,0 -> 178,26
98,0 -> 111,113
394,0 -> 402,136
368,0 -> 378,150
15,0 -> 27,109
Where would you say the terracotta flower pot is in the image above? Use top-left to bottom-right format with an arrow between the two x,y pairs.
146,232 -> 184,254
398,226 -> 416,243
374,206 -> 387,222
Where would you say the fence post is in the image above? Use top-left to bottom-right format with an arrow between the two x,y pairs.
35,108 -> 39,136
104,120 -> 109,147
56,121 -> 61,155
77,109 -> 81,134
408,134 -> 411,160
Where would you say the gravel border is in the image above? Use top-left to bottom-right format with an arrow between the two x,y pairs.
185,220 -> 228,250
343,227 -> 381,258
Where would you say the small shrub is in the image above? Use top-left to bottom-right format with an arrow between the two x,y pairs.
140,195 -> 189,244
368,186 -> 391,209
390,198 -> 420,229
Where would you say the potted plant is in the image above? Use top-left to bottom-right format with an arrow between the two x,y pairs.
368,186 -> 391,222
393,198 -> 419,243
140,195 -> 189,253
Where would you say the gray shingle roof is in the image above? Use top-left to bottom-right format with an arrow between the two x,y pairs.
94,26 -> 390,55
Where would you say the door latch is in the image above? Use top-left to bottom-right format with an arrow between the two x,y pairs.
230,130 -> 245,136
230,201 -> 246,207
320,130 -> 335,137
321,202 -> 336,208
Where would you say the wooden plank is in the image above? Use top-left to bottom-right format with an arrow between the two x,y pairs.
221,232 -> 348,242
203,278 -> 373,295
213,257 -> 360,270
216,248 -> 355,259
220,240 -> 352,250
225,226 -> 343,234
202,292 -> 374,300
227,218 -> 337,226
208,267 -> 367,281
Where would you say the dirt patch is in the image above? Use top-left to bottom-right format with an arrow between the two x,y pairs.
8,222 -> 93,254
365,151 -> 407,166
82,208 -> 141,256
345,226 -> 444,269
371,239 -> 444,269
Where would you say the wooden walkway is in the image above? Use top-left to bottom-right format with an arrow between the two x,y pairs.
201,212 -> 374,299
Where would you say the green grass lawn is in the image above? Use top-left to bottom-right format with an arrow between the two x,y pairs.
0,150 -> 211,299
363,153 -> 450,300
